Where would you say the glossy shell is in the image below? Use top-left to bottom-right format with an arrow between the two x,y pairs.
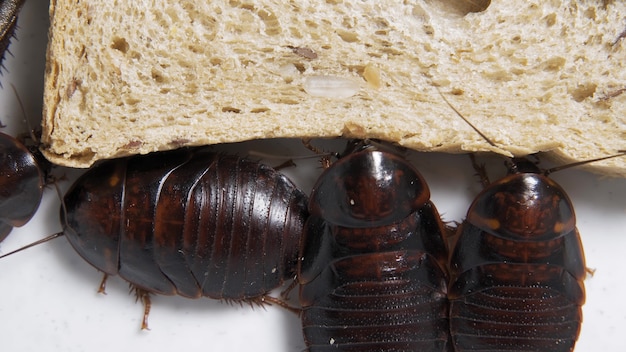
0,131 -> 44,241
298,150 -> 450,351
62,149 -> 308,300
448,171 -> 585,351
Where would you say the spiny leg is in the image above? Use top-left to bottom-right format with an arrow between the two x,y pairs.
469,153 -> 490,188
241,295 -> 302,316
130,285 -> 152,330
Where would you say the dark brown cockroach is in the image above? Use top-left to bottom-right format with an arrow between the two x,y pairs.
440,92 -> 625,351
0,131 -> 45,241
448,157 -> 588,352
0,0 -> 25,71
0,84 -> 49,242
61,147 -> 308,329
297,141 -> 451,351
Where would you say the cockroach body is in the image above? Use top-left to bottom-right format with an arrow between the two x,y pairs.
0,131 -> 45,241
62,148 -> 308,326
0,0 -> 25,70
448,158 -> 585,352
298,144 -> 451,351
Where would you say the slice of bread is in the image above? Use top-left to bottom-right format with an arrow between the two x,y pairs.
42,0 -> 626,176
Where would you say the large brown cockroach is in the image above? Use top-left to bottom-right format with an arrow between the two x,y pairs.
60,147 -> 308,329
448,157 -> 587,352
297,140 -> 451,351
0,131 -> 45,241
0,0 -> 25,71
441,92 -> 625,352
0,85 -> 48,242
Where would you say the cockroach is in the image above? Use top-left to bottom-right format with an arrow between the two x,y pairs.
297,140 -> 451,351
0,0 -> 25,71
58,147 -> 308,329
0,86 -> 48,242
441,92 -> 625,351
0,131 -> 45,241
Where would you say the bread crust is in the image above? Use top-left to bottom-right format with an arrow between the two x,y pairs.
42,0 -> 626,175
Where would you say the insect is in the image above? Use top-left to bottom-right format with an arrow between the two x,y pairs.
448,156 -> 588,352
0,131 -> 45,242
0,0 -> 25,71
441,92 -> 625,352
59,147 -> 308,329
0,84 -> 49,242
297,140 -> 451,351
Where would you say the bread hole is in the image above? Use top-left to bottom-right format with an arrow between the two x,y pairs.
289,26 -> 303,38
125,97 -> 141,106
151,69 -> 168,83
569,83 -> 597,102
111,37 -> 130,53
257,8 -> 281,36
251,107 -> 270,113
538,56 -> 566,71
165,7 -> 180,22
380,47 -> 403,56
304,20 -> 318,29
544,13 -> 557,26
188,44 -> 206,54
276,98 -> 299,105
128,50 -> 142,60
293,63 -> 306,73
450,88 -> 464,95
210,57 -> 223,66
336,29 -> 359,43
433,0 -> 491,15
584,7 -> 596,20
222,107 -> 242,113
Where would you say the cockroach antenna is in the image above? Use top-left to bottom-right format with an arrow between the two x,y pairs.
437,89 -> 497,148
544,150 -> 626,176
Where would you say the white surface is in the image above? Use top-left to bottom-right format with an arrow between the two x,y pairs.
1,2 -> 626,351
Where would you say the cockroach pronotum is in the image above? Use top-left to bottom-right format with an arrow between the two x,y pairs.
297,140 -> 451,351
441,92 -> 625,352
29,147 -> 309,329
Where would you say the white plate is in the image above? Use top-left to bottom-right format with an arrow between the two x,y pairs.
1,2 -> 625,351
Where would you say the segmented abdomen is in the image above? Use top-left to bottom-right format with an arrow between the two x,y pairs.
448,223 -> 585,352
63,149 -> 307,300
299,207 -> 451,352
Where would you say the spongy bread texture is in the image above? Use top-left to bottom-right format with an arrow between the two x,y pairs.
42,0 -> 626,175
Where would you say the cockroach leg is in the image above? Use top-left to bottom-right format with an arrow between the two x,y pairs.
272,159 -> 296,171
97,273 -> 109,294
131,286 -> 152,330
468,153 -> 490,187
279,278 -> 298,299
258,295 -> 301,315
